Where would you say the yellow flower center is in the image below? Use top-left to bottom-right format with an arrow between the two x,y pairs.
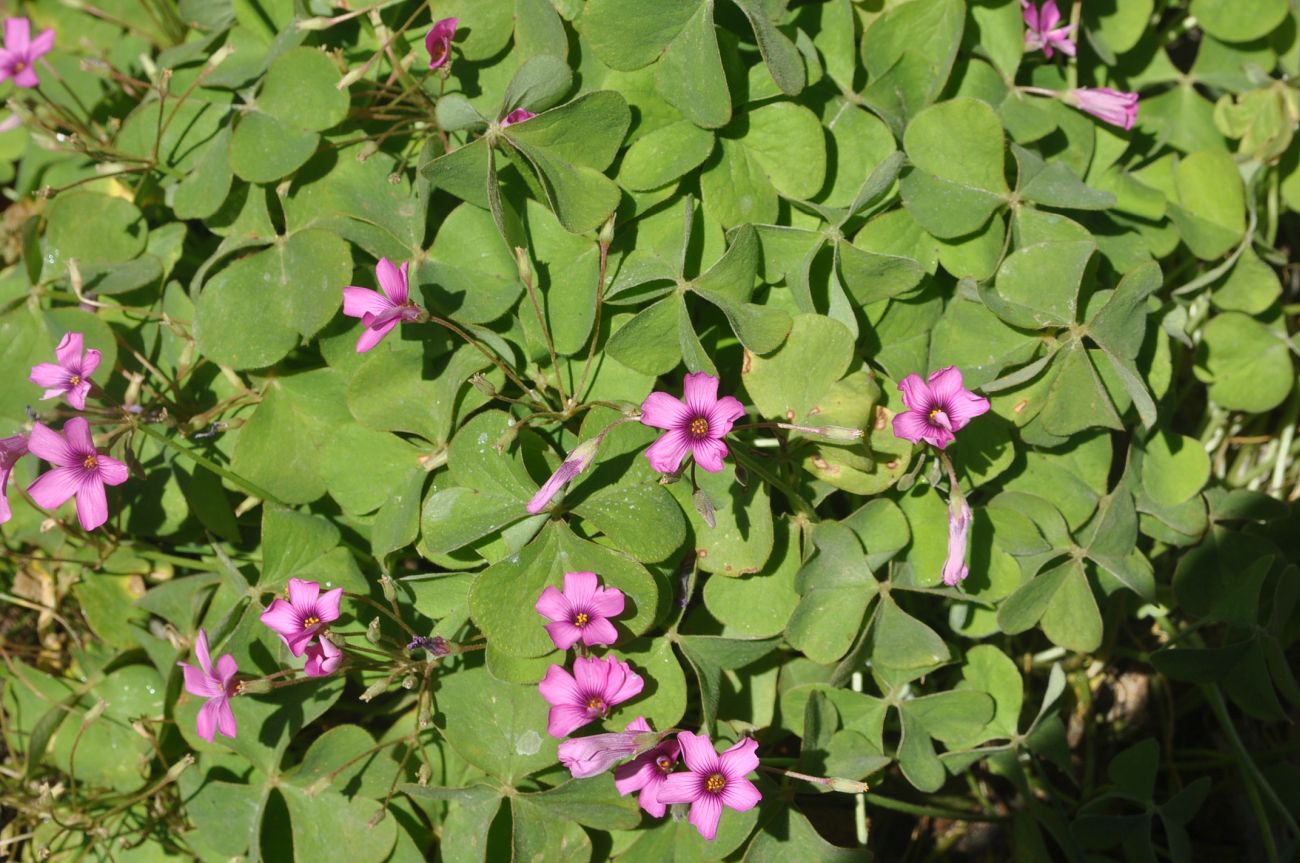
303,615 -> 320,629
68,374 -> 81,386
13,61 -> 25,72
656,756 -> 673,773
705,773 -> 726,794
574,612 -> 589,627
585,696 -> 606,712
689,417 -> 709,437
82,454 -> 98,470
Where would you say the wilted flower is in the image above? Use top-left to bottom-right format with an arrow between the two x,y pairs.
640,372 -> 746,474
892,366 -> 989,450
538,654 -> 644,739
29,332 -> 101,411
657,733 -> 762,841
259,578 -> 343,657
559,715 -> 658,779
342,258 -> 423,353
304,636 -> 342,677
535,571 -> 624,650
178,629 -> 238,743
0,435 -> 27,525
425,17 -> 457,70
1066,87 -> 1139,129
501,108 -> 535,128
407,634 -> 450,655
613,718 -> 682,817
943,493 -> 972,587
0,17 -> 55,89
527,437 -> 600,514
1022,0 -> 1075,58
26,418 -> 128,531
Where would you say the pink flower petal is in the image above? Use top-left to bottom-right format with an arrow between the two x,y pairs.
547,704 -> 593,738
580,617 -> 618,647
613,757 -> 658,795
681,372 -> 720,415
29,362 -> 69,390
5,18 -> 30,56
545,620 -> 584,650
639,392 -> 689,430
74,476 -> 109,531
625,716 -> 651,733
259,599 -> 301,640
27,466 -> 80,511
13,65 -> 38,88
587,586 -> 624,619
215,654 -> 238,688
535,585 -> 571,622
676,731 -> 719,775
180,662 -> 222,698
891,410 -> 930,446
644,430 -> 691,474
690,437 -> 728,473
720,777 -> 761,811
54,332 -> 83,367
656,771 -> 703,805
897,374 -> 933,413
195,696 -> 221,742
719,737 -> 759,778
572,654 -> 610,695
316,586 -> 343,623
538,664 -> 580,707
27,422 -> 72,465
1039,0 -> 1060,29
944,389 -> 990,430
926,366 -> 965,405
707,396 -> 747,436
214,698 -> 237,738
28,27 -> 53,59
376,258 -> 409,305
96,455 -> 128,486
80,348 -> 101,379
688,794 -> 724,840
194,629 -> 213,675
66,381 -> 91,411
637,775 -> 669,818
342,286 -> 393,320
563,571 -> 598,609
286,578 -> 320,614
63,417 -> 94,454
356,318 -> 399,352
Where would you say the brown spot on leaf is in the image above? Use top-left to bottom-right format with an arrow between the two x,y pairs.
1014,399 -> 1028,414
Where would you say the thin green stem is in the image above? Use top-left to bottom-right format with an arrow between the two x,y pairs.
865,792 -> 1006,823
135,423 -> 283,504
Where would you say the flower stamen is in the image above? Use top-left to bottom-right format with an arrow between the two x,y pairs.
705,772 -> 726,794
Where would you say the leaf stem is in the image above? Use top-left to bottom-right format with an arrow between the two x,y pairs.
134,423 -> 282,505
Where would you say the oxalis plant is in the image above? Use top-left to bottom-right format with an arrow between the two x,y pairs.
1,0 -> 1299,860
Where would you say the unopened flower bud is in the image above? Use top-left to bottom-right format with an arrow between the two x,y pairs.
599,215 -> 616,246
237,677 -> 273,694
165,754 -> 195,782
513,246 -> 532,283
401,674 -> 417,690
360,677 -> 393,702
337,66 -> 366,90
828,777 -> 870,794
82,699 -> 107,725
417,762 -> 432,785
526,437 -> 602,514
693,488 -> 717,529
207,45 -> 234,69
296,16 -> 331,30
379,574 -> 397,602
470,373 -> 496,397
366,617 -> 382,643
356,141 -> 380,162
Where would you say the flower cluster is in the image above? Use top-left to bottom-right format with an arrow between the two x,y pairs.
534,573 -> 760,839
1,333 -> 130,532
260,578 -> 344,677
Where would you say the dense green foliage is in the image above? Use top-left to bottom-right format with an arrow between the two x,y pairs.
1,0 -> 1299,860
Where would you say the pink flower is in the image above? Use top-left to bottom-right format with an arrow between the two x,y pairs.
559,715 -> 659,779
425,17 -> 457,70
0,17 -> 55,89
178,629 -> 238,743
1022,0 -> 1075,59
1066,87 -> 1139,130
29,332 -> 101,411
501,109 -> 535,128
26,418 -> 127,531
0,434 -> 29,525
342,258 -> 423,353
892,366 -> 989,450
304,636 -> 342,677
535,571 -> 624,650
527,438 -> 600,514
657,732 -> 762,841
943,495 -> 972,587
259,578 -> 343,657
538,654 -> 644,739
639,372 -> 746,474
614,718 -> 682,817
